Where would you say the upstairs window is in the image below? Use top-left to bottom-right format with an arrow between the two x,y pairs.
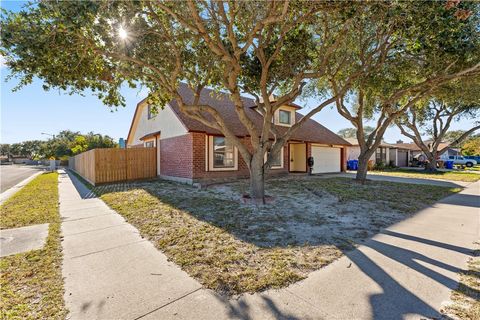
213,137 -> 235,168
147,105 -> 156,119
279,110 -> 291,125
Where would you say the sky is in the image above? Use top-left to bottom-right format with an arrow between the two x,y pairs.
0,0 -> 474,144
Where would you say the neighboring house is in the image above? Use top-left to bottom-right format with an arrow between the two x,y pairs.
345,138 -> 411,167
394,141 -> 460,163
126,83 -> 350,184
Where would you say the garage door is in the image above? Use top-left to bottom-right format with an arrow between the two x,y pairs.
311,146 -> 341,173
397,150 -> 408,167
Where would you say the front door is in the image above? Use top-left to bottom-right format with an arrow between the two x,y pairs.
289,143 -> 307,172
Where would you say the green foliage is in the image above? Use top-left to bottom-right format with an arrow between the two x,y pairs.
2,130 -> 117,160
337,126 -> 375,139
462,136 -> 480,155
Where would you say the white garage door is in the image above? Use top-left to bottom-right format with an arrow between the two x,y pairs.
311,146 -> 341,173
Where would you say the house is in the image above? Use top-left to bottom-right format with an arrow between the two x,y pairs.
393,140 -> 461,164
345,138 -> 412,167
126,83 -> 350,184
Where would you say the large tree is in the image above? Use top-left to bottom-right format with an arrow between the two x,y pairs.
2,1 -> 479,199
317,0 -> 480,181
396,80 -> 480,171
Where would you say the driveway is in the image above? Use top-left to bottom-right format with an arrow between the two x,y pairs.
0,164 -> 45,193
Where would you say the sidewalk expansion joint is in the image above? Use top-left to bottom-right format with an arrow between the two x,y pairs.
133,288 -> 203,320
67,239 -> 147,259
63,223 -> 128,237
61,212 -> 114,223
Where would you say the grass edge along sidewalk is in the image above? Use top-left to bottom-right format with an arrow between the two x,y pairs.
0,172 -> 67,320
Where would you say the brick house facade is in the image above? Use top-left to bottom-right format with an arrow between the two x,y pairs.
127,83 -> 350,184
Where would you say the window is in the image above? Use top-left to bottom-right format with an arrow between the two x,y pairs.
213,137 -> 235,168
147,105 -> 156,119
265,147 -> 283,168
449,156 -> 454,160
279,110 -> 291,125
145,141 -> 154,148
375,148 -> 386,163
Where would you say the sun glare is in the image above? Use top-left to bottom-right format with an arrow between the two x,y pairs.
118,27 -> 128,40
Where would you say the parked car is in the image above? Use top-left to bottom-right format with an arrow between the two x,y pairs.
464,155 -> 480,163
441,155 -> 478,167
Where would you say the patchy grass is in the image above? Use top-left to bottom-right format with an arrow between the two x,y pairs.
301,178 -> 461,214
444,248 -> 480,320
0,172 -> 67,319
466,165 -> 480,172
369,168 -> 480,182
1,172 -> 60,229
94,176 -> 459,296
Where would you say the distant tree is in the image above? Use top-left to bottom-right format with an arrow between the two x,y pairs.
0,144 -> 11,158
70,132 -> 117,155
396,79 -> 480,171
337,126 -> 375,139
461,135 -> 480,156
70,136 -> 89,155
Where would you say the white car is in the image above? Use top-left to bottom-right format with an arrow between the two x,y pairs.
442,155 -> 477,167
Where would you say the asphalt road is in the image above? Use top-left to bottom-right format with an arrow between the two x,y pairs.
0,165 -> 45,193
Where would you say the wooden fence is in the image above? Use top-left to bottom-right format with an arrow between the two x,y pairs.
69,148 -> 156,185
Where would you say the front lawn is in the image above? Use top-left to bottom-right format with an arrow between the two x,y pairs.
94,176 -> 459,295
369,168 -> 480,182
0,172 -> 67,320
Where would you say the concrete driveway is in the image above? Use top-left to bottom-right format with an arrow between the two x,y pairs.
0,164 -> 45,193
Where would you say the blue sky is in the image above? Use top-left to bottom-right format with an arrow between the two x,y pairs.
0,1 -> 472,144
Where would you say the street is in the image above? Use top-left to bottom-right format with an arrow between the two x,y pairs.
0,164 -> 45,193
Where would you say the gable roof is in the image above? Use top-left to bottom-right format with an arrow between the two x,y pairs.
128,83 -> 350,146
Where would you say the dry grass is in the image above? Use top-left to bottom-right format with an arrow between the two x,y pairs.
443,248 -> 480,320
94,176 -> 459,296
370,168 -> 480,182
0,172 -> 67,319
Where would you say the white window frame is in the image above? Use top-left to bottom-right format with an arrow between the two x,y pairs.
278,110 -> 292,125
208,136 -> 238,171
275,107 -> 295,127
144,139 -> 155,148
264,147 -> 284,169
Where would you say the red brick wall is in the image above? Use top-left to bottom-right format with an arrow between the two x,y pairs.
160,134 -> 193,179
192,133 -> 289,181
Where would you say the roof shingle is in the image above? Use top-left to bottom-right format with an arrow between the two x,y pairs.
169,83 -> 350,145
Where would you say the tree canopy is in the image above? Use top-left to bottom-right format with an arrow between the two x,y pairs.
0,130 -> 117,160
1,0 -> 479,196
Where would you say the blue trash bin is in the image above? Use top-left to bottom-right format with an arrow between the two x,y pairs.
445,160 -> 454,169
347,160 -> 353,170
352,160 -> 358,170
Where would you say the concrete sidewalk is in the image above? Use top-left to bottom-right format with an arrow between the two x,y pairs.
60,171 -> 479,320
59,170 -> 202,320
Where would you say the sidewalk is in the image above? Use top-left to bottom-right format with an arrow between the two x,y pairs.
60,171 -> 479,319
59,170 -> 202,319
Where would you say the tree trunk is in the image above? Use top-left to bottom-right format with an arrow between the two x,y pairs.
249,152 -> 265,204
424,152 -> 437,172
356,153 -> 370,183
